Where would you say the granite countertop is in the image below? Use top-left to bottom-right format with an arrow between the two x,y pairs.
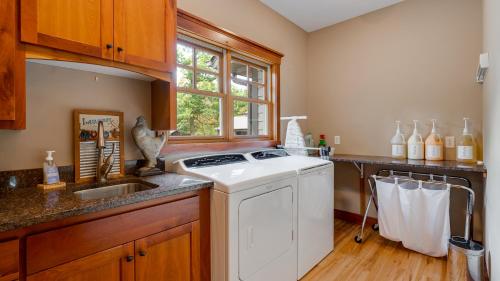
331,154 -> 487,173
0,173 -> 213,233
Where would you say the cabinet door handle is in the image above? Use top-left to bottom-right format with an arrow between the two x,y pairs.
117,47 -> 124,52
126,255 -> 134,262
139,250 -> 147,257
106,43 -> 113,49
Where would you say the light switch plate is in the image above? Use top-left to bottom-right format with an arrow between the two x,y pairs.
334,136 -> 341,145
445,136 -> 455,148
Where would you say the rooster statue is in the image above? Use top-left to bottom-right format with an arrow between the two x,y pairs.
131,116 -> 166,175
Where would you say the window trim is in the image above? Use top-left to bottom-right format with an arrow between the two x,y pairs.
167,9 -> 283,149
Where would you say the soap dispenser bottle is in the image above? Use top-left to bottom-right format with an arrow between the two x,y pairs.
456,117 -> 477,163
425,119 -> 444,161
391,121 -> 406,159
43,150 -> 60,185
407,120 -> 424,160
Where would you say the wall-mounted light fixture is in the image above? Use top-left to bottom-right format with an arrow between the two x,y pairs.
476,53 -> 489,84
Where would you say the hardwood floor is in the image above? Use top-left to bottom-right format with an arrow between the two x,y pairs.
301,219 -> 447,281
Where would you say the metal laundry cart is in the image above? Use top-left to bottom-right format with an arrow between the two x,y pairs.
354,169 -> 474,243
354,169 -> 485,281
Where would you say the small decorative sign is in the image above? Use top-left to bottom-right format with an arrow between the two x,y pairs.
74,110 -> 125,183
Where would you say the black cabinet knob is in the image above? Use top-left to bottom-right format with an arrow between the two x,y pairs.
139,250 -> 147,257
117,47 -> 124,52
106,43 -> 113,49
126,255 -> 134,262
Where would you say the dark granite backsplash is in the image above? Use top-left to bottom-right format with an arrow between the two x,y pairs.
0,159 -> 164,190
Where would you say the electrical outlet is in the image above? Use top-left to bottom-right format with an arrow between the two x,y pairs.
445,136 -> 455,148
334,136 -> 341,145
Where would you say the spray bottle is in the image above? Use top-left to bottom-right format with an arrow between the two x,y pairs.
425,119 -> 444,161
391,121 -> 406,159
407,120 -> 424,160
456,118 -> 477,163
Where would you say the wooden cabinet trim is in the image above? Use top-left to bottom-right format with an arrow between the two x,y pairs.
26,196 -> 200,275
177,9 -> 283,65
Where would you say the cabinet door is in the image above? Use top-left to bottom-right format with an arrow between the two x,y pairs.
20,0 -> 114,59
114,0 -> 176,72
135,221 -> 200,281
0,0 -> 25,129
0,239 -> 19,281
27,242 -> 135,281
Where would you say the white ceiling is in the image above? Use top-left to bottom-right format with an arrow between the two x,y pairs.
260,0 -> 403,32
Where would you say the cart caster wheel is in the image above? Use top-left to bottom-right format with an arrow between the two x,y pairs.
354,235 -> 362,243
372,224 -> 379,231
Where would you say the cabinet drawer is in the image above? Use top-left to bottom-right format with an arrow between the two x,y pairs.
27,196 -> 199,275
0,239 -> 19,281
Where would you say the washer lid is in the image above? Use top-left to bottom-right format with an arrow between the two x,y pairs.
180,161 -> 296,193
247,154 -> 332,173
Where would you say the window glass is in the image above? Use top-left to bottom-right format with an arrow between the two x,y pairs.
172,92 -> 222,137
174,39 -> 271,140
196,50 -> 219,73
233,101 -> 268,136
177,44 -> 193,66
231,61 -> 247,80
249,67 -> 264,83
231,79 -> 248,98
177,68 -> 193,88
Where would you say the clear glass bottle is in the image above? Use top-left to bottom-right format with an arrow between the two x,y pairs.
407,120 -> 424,160
391,121 -> 406,159
456,118 -> 477,163
425,119 -> 444,161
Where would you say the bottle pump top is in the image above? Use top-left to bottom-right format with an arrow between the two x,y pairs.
46,151 -> 55,161
431,119 -> 438,134
391,121 -> 405,143
396,121 -> 402,134
412,120 -> 419,134
463,117 -> 472,135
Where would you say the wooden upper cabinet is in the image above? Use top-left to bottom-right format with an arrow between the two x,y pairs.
20,0 -> 114,60
27,242 -> 135,281
135,222 -> 201,281
20,0 -> 176,72
114,0 -> 176,72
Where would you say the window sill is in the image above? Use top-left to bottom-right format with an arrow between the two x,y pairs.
161,139 -> 278,155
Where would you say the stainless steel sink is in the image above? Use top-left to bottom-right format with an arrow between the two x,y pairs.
74,181 -> 158,200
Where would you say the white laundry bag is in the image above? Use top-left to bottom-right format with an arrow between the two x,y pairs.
398,181 -> 450,257
375,177 -> 404,242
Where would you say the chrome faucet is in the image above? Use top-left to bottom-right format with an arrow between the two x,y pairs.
96,121 -> 116,183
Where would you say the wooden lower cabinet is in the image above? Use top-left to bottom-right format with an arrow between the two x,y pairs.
27,222 -> 201,281
135,221 -> 200,281
27,243 -> 135,281
0,239 -> 19,281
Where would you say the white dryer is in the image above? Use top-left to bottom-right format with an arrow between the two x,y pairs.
246,150 -> 334,279
172,154 -> 298,281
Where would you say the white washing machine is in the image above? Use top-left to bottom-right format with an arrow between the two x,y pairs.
246,150 -> 334,279
172,154 -> 298,281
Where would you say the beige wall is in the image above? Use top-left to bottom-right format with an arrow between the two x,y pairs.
0,0 -> 309,171
0,62 -> 151,171
177,0 -> 309,138
307,0 -> 483,158
483,0 -> 499,278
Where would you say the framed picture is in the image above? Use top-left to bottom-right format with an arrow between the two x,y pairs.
74,109 -> 125,183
